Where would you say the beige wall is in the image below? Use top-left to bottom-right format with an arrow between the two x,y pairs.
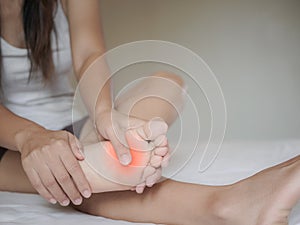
100,0 -> 300,140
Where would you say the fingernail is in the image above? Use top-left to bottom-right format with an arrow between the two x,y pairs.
120,154 -> 131,165
79,148 -> 85,157
75,139 -> 84,156
74,198 -> 82,205
49,198 -> 57,204
82,189 -> 91,198
61,199 -> 70,206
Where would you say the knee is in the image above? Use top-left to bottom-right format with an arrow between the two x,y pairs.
152,71 -> 185,88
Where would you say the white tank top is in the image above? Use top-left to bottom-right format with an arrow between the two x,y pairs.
0,1 -> 81,130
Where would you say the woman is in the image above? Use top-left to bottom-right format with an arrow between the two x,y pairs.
0,1 -> 299,225
0,0 -> 167,205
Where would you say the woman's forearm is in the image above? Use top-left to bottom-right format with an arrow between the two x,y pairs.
67,0 -> 112,122
76,51 -> 113,122
0,105 -> 44,151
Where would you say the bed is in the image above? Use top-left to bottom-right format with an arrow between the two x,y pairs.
1,139 -> 300,225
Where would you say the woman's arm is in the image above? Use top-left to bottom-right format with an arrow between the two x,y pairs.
0,104 -> 42,151
66,0 -> 133,166
66,0 -> 111,116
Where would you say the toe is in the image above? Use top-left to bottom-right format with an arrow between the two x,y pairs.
146,168 -> 162,187
154,135 -> 168,147
142,166 -> 156,181
154,147 -> 169,156
150,155 -> 163,168
136,183 -> 146,194
131,187 -> 136,191
161,153 -> 171,168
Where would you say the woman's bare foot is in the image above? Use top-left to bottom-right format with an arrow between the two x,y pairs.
212,155 -> 300,225
126,118 -> 170,193
79,119 -> 169,194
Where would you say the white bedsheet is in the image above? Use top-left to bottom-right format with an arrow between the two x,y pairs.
1,139 -> 300,225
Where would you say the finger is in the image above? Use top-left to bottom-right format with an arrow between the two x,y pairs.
52,159 -> 83,206
67,132 -> 84,161
26,168 -> 57,204
38,164 -> 70,206
108,131 -> 132,166
60,151 -> 92,199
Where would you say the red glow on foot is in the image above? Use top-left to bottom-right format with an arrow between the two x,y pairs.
105,142 -> 149,167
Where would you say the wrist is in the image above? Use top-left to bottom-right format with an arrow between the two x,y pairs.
94,108 -> 116,138
14,123 -> 46,153
94,107 -> 112,123
94,95 -> 113,120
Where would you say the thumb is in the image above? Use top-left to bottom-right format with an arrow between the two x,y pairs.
108,132 -> 132,166
67,132 -> 85,160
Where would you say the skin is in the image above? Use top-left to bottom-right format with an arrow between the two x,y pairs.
0,1 -> 300,224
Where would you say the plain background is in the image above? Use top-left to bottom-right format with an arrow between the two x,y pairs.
99,0 -> 300,141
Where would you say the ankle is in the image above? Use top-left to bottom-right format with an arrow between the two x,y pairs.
208,184 -> 236,225
184,185 -> 234,225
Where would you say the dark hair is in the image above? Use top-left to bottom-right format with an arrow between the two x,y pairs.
0,0 -> 58,87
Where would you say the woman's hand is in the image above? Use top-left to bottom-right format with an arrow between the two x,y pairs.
15,126 -> 92,206
95,109 -> 144,166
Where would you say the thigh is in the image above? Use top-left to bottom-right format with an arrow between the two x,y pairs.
0,150 -> 35,193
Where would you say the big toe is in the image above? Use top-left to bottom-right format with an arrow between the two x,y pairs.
144,118 -> 168,141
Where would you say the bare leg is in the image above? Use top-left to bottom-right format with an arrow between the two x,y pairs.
77,155 -> 300,225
